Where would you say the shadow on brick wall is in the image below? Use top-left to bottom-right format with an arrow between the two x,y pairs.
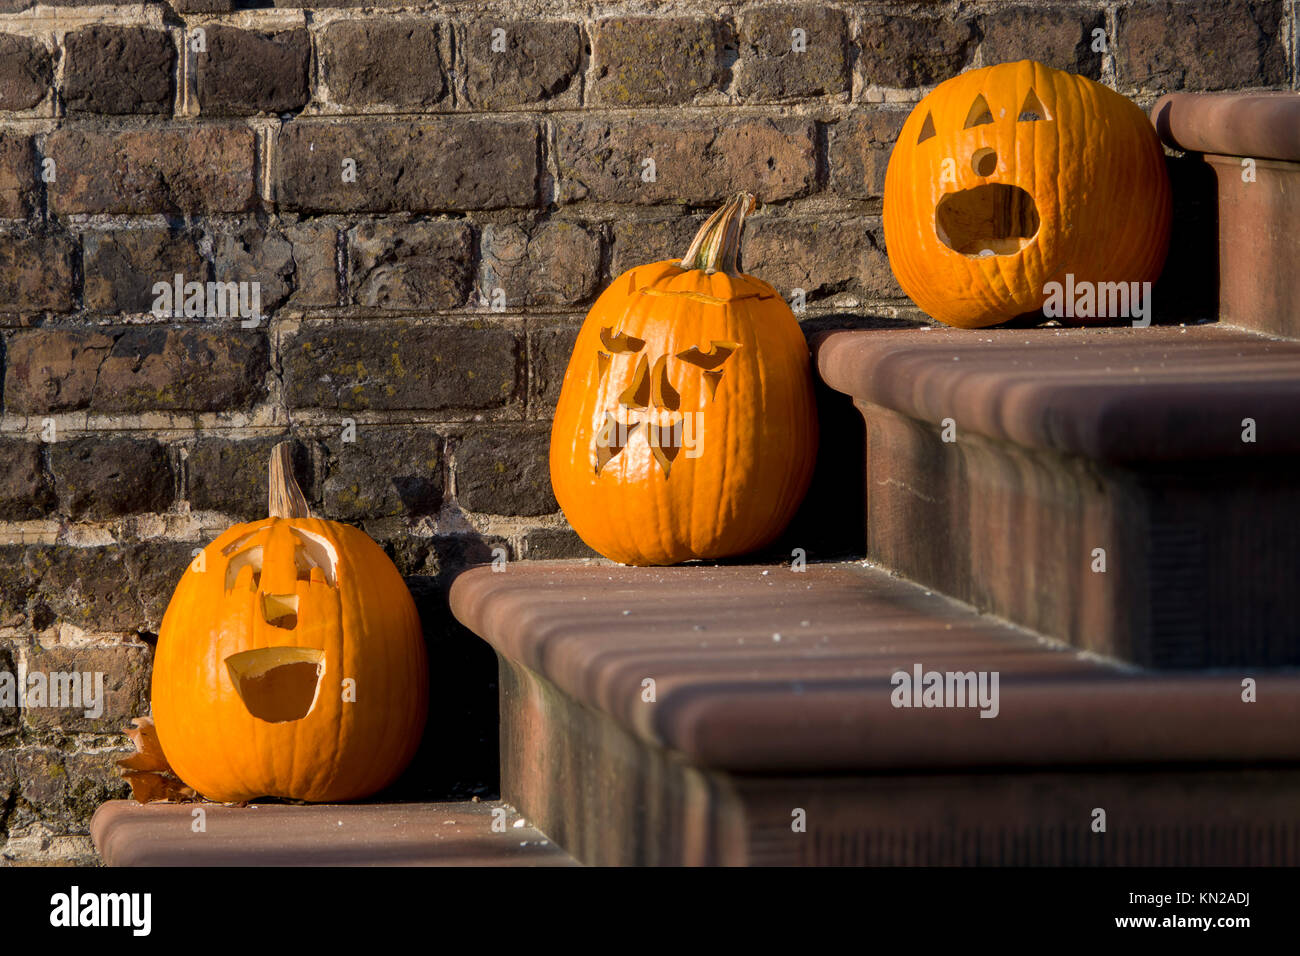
377,536 -> 503,802
1153,155 -> 1220,324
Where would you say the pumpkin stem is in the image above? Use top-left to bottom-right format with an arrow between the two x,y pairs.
268,441 -> 312,519
680,192 -> 757,276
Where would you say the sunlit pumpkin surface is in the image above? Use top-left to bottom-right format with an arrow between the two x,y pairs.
884,59 -> 1172,328
550,198 -> 818,566
152,515 -> 427,803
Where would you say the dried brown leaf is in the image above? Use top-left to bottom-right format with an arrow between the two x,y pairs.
117,716 -> 198,803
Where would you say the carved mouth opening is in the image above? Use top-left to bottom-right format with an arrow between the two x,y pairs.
225,647 -> 325,723
936,184 -> 1040,256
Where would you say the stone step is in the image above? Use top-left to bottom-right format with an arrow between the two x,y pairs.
1153,91 -> 1300,339
815,324 -> 1300,668
91,799 -> 576,867
449,561 -> 1300,866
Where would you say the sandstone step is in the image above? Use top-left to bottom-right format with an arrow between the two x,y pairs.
1153,91 -> 1300,339
91,799 -> 576,867
449,561 -> 1300,866
815,324 -> 1300,668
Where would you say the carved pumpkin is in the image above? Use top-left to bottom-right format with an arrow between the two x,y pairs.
883,59 -> 1172,328
549,193 -> 818,566
151,444 -> 427,803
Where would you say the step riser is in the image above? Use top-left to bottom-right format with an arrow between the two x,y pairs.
1210,155 -> 1300,339
499,657 -> 746,866
862,402 -> 1300,668
502,656 -> 1300,866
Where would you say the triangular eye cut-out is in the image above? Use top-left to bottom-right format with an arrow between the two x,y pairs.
964,94 -> 993,128
600,327 -> 645,354
1018,88 -> 1051,122
917,111 -> 936,144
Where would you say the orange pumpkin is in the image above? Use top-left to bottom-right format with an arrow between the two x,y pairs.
151,443 -> 427,802
883,60 -> 1172,329
549,193 -> 818,566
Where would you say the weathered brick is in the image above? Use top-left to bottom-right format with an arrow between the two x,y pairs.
0,439 -> 53,520
50,437 -> 173,519
10,748 -> 126,822
0,133 -> 36,219
743,217 -> 901,301
1117,1 -> 1285,90
0,33 -> 51,110
1,329 -> 111,413
0,546 -> 30,628
196,26 -> 310,116
379,532 -> 440,579
0,233 -> 76,312
285,221 -> 340,308
100,328 -> 268,412
590,16 -> 719,105
0,642 -> 16,734
981,6 -> 1105,78
556,117 -> 816,205
125,541 -> 192,631
320,19 -> 446,108
735,5 -> 850,101
460,20 -> 581,109
349,219 -> 475,310
82,227 -> 207,314
610,215 -> 707,276
20,643 -> 151,735
173,0 -> 234,11
47,126 -> 257,215
3,328 -> 268,414
276,120 -> 538,213
522,528 -> 598,560
282,323 -> 520,411
321,429 -> 444,520
62,26 -> 175,115
828,109 -> 908,200
857,15 -> 977,89
210,222 -> 294,313
381,532 -> 511,586
270,0 -> 408,5
528,322 -> 579,412
5,542 -> 188,636
480,220 -> 601,308
455,425 -> 556,516
186,436 -> 305,519
23,546 -> 135,631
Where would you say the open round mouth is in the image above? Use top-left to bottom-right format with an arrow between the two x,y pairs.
225,646 -> 325,723
935,184 -> 1040,257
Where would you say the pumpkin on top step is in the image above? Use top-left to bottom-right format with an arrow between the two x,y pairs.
549,192 -> 819,566
883,59 -> 1172,329
151,443 -> 427,803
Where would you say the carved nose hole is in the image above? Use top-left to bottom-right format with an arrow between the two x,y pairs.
619,354 -> 650,409
650,355 -> 680,410
262,593 -> 300,629
972,148 -> 997,177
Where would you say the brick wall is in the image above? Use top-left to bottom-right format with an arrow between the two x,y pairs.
0,0 -> 1294,863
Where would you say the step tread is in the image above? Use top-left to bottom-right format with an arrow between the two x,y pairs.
91,800 -> 577,867
450,561 -> 1300,773
1154,91 -> 1300,162
814,326 -> 1300,461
